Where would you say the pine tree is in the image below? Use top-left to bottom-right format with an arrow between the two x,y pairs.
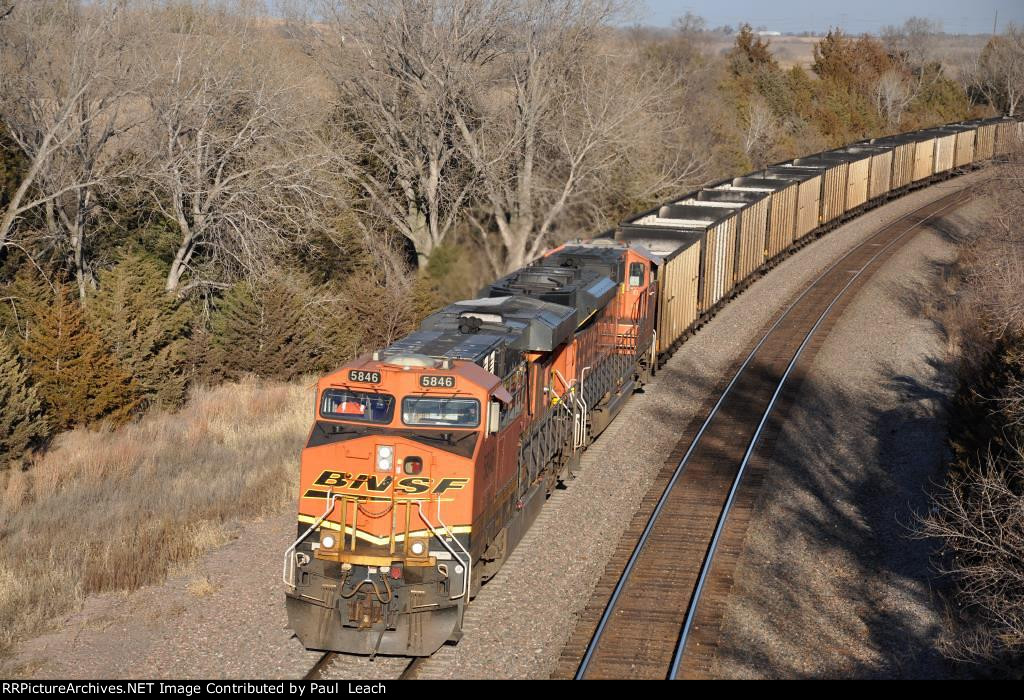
88,251 -> 192,409
21,283 -> 139,431
207,281 -> 264,381
0,337 -> 48,468
208,270 -> 321,382
0,267 -> 49,338
728,24 -> 777,77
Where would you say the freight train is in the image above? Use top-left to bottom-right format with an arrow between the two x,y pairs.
284,116 -> 1023,656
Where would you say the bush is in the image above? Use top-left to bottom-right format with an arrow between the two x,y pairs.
922,340 -> 1024,672
20,282 -> 138,431
88,251 -> 193,410
923,176 -> 1024,673
0,337 -> 48,469
207,270 -> 324,382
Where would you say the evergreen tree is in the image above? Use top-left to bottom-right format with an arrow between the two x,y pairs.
21,283 -> 138,430
0,131 -> 27,212
0,337 -> 48,468
0,267 -> 49,338
727,24 -> 777,77
336,267 -> 440,361
208,270 -> 322,382
88,251 -> 192,409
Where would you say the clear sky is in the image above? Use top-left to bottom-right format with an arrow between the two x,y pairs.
638,0 -> 1024,35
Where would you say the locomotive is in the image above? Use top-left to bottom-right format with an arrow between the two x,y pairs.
284,116 -> 1024,656
284,242 -> 657,655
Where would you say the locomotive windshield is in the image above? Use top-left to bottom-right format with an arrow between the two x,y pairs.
320,388 -> 395,424
401,397 -> 481,428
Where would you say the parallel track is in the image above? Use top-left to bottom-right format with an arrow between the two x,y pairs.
557,184 -> 975,680
295,177 -> 978,682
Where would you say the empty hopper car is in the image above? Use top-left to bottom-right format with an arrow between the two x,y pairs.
284,115 -> 1023,657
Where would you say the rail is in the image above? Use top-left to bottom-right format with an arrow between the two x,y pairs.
283,490 -> 340,589
571,184 -> 974,680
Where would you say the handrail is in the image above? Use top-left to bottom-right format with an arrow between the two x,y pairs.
574,395 -> 585,450
416,500 -> 471,601
577,366 -> 591,449
283,490 -> 339,588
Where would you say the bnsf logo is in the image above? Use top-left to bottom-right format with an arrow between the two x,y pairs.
309,470 -> 469,495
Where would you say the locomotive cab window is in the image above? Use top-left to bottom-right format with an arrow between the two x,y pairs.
629,262 -> 646,287
402,397 -> 481,428
321,389 -> 395,424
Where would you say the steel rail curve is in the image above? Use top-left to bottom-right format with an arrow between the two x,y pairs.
666,189 -> 971,679
574,184 -> 973,680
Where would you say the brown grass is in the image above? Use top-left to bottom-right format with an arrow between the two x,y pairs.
0,376 -> 311,654
186,575 -> 219,598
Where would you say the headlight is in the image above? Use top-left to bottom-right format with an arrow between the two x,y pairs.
321,534 -> 336,549
410,540 -> 426,556
376,445 -> 394,472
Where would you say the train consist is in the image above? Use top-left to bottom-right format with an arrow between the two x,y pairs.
284,116 -> 1022,657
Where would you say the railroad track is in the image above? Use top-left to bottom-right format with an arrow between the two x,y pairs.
556,184 -> 975,680
302,651 -> 425,681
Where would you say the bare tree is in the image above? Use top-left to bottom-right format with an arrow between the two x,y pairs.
881,16 -> 942,73
873,69 -> 914,128
139,8 -> 335,294
0,0 -> 134,283
574,43 -> 712,236
919,447 -> 1024,663
742,95 -> 778,167
877,17 -> 944,127
453,0 -> 706,274
310,0 -> 705,274
967,25 -> 1024,116
312,0 -> 506,267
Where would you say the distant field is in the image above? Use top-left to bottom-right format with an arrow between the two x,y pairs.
699,33 -> 990,74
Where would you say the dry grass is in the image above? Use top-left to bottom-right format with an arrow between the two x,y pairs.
186,575 -> 219,598
0,376 -> 311,654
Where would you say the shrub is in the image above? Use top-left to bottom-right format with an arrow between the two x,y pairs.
207,269 -> 323,382
88,251 -> 192,410
20,282 -> 138,431
923,179 -> 1024,673
923,341 -> 1024,672
0,337 -> 48,469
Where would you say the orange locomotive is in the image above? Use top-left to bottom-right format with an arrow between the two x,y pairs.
284,241 -> 658,656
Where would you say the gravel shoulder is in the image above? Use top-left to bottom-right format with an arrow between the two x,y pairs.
3,171 -> 990,680
708,193 -> 993,679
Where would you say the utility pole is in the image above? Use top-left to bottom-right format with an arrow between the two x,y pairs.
993,10 -> 998,36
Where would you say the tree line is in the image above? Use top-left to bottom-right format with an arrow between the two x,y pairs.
0,0 -> 1021,470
